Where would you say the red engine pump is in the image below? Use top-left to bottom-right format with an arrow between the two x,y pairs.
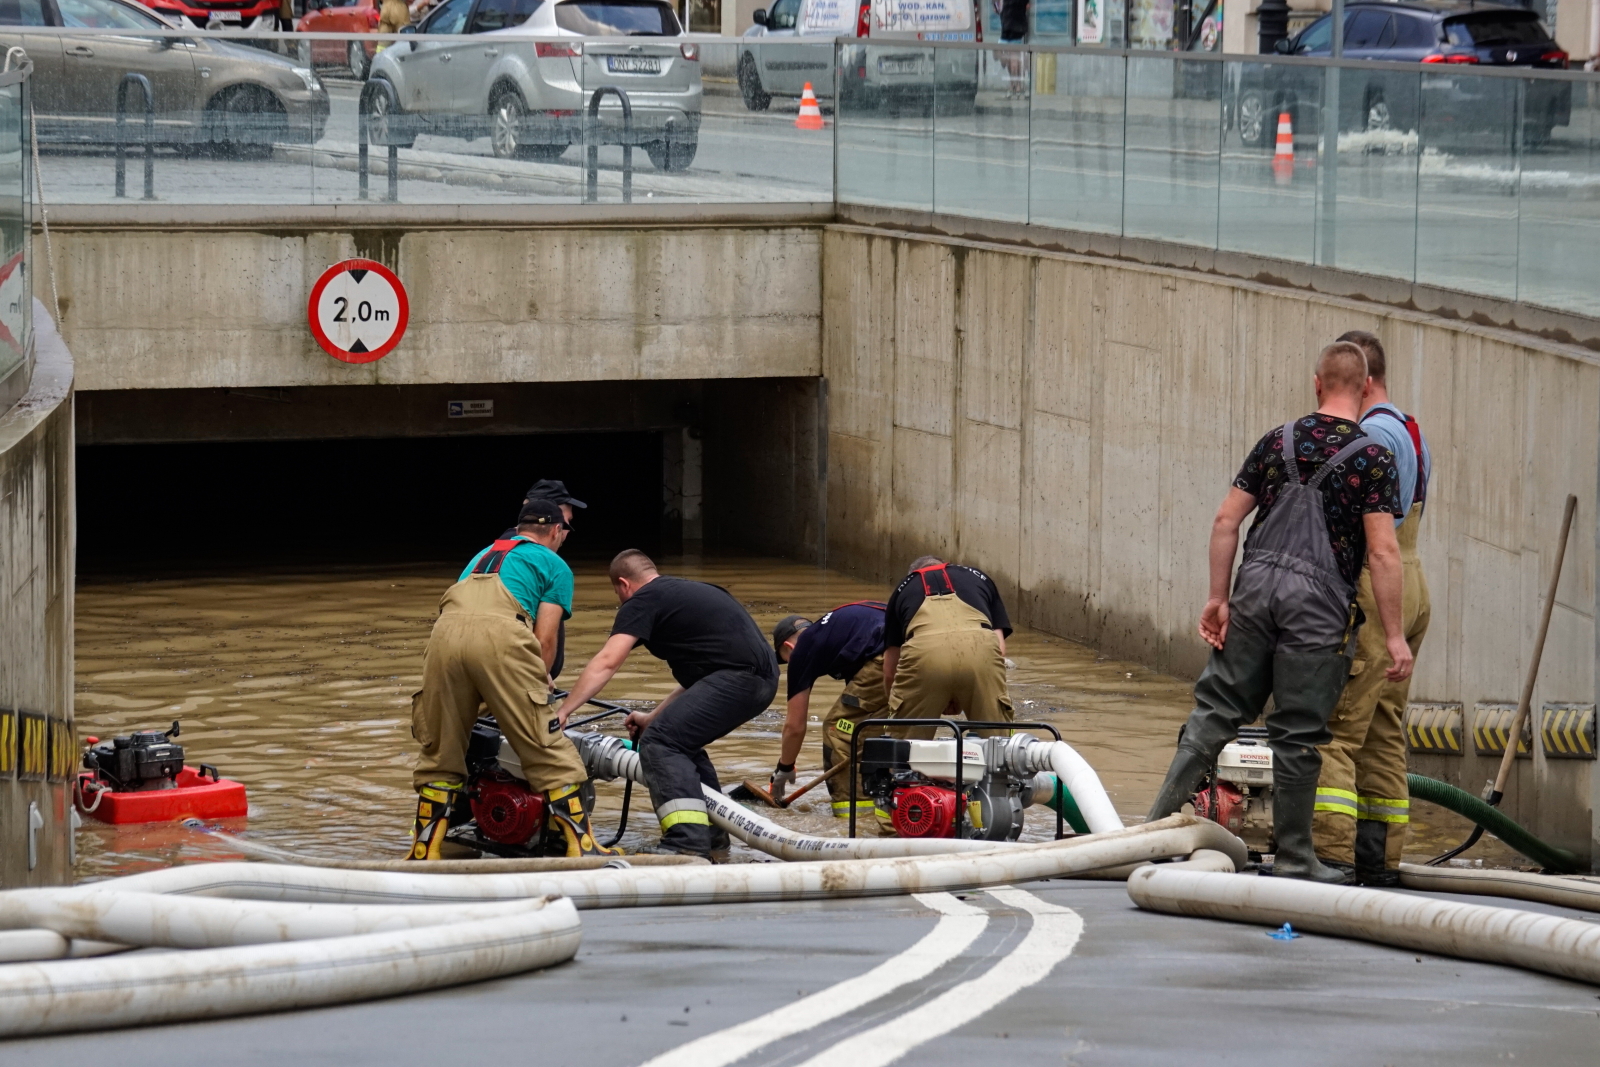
892,784 -> 960,838
471,772 -> 546,845
1191,780 -> 1247,835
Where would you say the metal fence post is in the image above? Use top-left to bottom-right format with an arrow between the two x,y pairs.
585,86 -> 633,205
114,72 -> 153,201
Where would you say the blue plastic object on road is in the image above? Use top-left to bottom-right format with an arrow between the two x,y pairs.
1268,923 -> 1300,941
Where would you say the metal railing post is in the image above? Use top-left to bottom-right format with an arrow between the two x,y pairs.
114,72 -> 154,201
585,86 -> 633,205
359,79 -> 401,203
357,89 -> 369,201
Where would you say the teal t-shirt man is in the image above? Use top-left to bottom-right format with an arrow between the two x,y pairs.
461,538 -> 574,620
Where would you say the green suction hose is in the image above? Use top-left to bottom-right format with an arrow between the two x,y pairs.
1407,773 -> 1583,873
1045,776 -> 1091,834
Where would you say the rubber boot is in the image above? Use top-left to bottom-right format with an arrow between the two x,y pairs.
546,783 -> 622,858
407,781 -> 461,861
1146,747 -> 1215,822
1267,777 -> 1353,884
1354,819 -> 1400,887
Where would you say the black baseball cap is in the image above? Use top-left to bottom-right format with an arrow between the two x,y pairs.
517,497 -> 570,529
525,479 -> 587,509
772,614 -> 811,656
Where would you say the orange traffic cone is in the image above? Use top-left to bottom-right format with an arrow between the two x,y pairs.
796,83 -> 824,131
1272,111 -> 1294,185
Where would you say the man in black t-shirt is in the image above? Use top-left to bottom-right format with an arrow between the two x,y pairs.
1145,341 -> 1413,885
771,603 -> 888,819
560,549 -> 778,858
883,557 -> 1014,731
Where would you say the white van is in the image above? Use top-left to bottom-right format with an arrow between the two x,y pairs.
737,0 -> 981,112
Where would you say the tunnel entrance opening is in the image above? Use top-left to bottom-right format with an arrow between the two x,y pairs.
77,432 -> 664,573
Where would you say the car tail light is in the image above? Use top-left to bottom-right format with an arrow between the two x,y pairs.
855,0 -> 870,37
366,7 -> 378,22
1541,48 -> 1568,67
536,41 -> 583,57
1422,51 -> 1479,63
680,42 -> 699,60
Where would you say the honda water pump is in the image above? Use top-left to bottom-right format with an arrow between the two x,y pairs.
858,735 -> 1056,841
453,716 -> 599,856
1190,726 -> 1275,854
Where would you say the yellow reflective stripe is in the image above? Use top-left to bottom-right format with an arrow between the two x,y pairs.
659,809 -> 712,829
1314,788 -> 1358,816
830,800 -> 876,817
1357,796 -> 1410,823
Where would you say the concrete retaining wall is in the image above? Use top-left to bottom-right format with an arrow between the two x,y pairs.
0,302 -> 74,888
56,226 -> 821,391
822,224 -> 1600,863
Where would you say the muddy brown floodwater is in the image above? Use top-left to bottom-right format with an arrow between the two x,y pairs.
74,556 -> 1512,880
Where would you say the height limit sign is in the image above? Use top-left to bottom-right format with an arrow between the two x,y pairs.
308,259 -> 409,364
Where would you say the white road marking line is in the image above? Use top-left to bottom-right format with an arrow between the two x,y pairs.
635,893 -> 989,1067
788,887 -> 1084,1067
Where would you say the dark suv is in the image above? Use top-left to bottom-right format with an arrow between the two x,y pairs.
1232,1 -> 1571,148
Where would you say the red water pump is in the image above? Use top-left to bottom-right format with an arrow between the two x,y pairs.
891,784 -> 960,838
470,771 -> 546,846
1190,780 -> 1247,834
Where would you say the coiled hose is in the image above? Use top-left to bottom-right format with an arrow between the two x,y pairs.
1407,774 -> 1582,873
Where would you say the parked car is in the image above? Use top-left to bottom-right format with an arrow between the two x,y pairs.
364,0 -> 701,170
141,0 -> 280,32
0,0 -> 329,152
1232,0 -> 1571,148
738,0 -> 980,113
296,0 -> 380,79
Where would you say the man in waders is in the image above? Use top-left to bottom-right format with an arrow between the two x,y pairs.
1146,341 -> 1412,884
408,498 -> 616,860
883,557 -> 1013,728
560,550 -> 779,858
1313,330 -> 1433,885
770,603 -> 888,820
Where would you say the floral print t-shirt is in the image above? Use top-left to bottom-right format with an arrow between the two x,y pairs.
1234,412 -> 1401,586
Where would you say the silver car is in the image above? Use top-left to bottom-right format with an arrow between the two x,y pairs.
365,0 -> 701,171
2,0 -> 329,152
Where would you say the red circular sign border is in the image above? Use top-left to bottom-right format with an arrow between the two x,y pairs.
307,258 -> 410,365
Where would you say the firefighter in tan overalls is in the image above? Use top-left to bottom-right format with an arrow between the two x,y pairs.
883,557 -> 1015,730
408,498 -> 616,860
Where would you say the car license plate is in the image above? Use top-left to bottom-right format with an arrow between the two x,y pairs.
606,56 -> 662,74
877,56 -> 924,75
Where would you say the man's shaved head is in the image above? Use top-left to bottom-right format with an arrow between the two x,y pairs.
907,555 -> 944,573
609,549 -> 658,583
1315,341 -> 1369,398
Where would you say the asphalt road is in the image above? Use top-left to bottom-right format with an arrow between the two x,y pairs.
8,878 -> 1600,1065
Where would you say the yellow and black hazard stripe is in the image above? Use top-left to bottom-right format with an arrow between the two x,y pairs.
1541,703 -> 1596,760
17,712 -> 47,781
1405,703 -> 1463,756
1472,703 -> 1530,758
0,708 -> 14,777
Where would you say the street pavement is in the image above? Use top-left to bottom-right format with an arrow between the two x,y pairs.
8,878 -> 1600,1065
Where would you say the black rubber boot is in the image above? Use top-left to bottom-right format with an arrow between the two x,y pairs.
1355,819 -> 1400,887
1146,747 -> 1215,822
1267,777 -> 1354,884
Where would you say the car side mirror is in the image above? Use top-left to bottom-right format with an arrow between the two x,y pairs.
752,7 -> 767,25
1273,36 -> 1293,54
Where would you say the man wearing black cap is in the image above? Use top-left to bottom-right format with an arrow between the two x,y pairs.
408,498 -> 617,861
495,479 -> 587,680
560,549 -> 778,858
771,603 -> 888,819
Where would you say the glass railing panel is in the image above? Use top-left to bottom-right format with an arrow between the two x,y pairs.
933,47 -> 1028,222
1028,48 -> 1124,234
704,40 -> 834,204
1311,63 -> 1420,282
1217,57 -> 1318,264
835,41 -> 933,211
1122,53 -> 1220,249
0,73 -> 26,378
1413,66 -> 1520,301
1515,75 -> 1598,316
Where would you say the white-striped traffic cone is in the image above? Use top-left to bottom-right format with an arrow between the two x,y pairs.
1272,111 -> 1294,185
796,82 -> 824,131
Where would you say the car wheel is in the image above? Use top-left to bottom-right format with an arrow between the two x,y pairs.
210,85 -> 287,159
1236,89 -> 1268,148
737,52 -> 770,112
1364,93 -> 1391,133
645,136 -> 697,172
349,39 -> 370,81
489,87 -> 528,160
364,79 -> 414,148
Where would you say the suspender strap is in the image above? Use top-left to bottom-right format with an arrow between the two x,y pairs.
1366,405 -> 1428,505
1281,420 -> 1300,481
916,564 -> 955,597
472,539 -> 526,576
1307,435 -> 1377,490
